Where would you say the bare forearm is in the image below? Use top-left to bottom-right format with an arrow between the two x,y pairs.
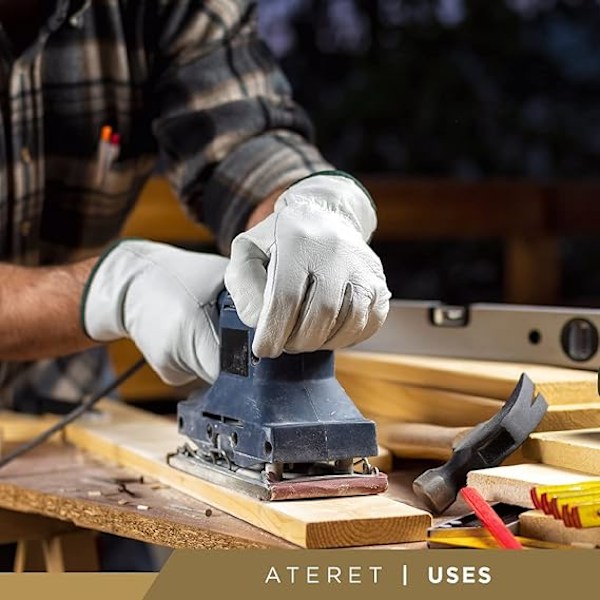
0,258 -> 98,360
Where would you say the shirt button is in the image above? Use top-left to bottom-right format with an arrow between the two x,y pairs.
20,221 -> 31,237
69,14 -> 84,28
20,147 -> 32,164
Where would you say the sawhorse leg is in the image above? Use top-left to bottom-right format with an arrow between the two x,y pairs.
0,508 -> 99,572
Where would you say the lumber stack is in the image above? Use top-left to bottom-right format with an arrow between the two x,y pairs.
523,429 -> 600,475
335,350 -> 600,548
335,351 -> 600,458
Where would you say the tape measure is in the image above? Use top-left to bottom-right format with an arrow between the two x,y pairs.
531,482 -> 600,528
428,533 -> 577,550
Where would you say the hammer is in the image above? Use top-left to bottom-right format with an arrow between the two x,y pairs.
412,373 -> 548,514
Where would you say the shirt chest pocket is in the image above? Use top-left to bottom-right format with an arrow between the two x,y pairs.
44,91 -> 136,185
41,94 -> 155,256
42,84 -> 154,223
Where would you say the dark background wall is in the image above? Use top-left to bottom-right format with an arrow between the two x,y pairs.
257,0 -> 600,305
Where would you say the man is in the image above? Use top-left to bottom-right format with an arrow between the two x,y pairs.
0,0 -> 390,571
0,0 -> 390,406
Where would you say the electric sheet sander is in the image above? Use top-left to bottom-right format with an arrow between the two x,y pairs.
167,292 -> 388,501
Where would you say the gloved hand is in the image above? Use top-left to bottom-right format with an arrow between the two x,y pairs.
225,171 -> 391,358
81,240 -> 228,385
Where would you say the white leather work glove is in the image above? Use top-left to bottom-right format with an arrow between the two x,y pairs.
225,171 -> 391,358
82,240 -> 228,385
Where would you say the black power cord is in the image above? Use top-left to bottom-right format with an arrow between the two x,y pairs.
0,357 -> 146,469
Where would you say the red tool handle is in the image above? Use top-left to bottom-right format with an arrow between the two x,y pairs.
460,486 -> 524,550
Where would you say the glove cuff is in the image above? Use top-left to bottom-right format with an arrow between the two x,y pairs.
80,238 -> 151,341
276,170 -> 377,241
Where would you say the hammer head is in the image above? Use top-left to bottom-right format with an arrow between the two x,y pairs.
413,469 -> 459,514
412,373 -> 548,514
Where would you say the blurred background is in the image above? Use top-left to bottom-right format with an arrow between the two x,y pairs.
119,0 -> 600,400
256,0 -> 600,306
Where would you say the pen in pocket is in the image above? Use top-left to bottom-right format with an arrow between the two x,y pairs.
95,126 -> 121,187
95,125 -> 112,186
108,132 -> 120,166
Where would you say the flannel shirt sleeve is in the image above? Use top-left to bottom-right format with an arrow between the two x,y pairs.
151,0 -> 333,254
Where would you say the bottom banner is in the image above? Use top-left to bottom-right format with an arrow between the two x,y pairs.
144,549 -> 598,600
0,549 -> 597,599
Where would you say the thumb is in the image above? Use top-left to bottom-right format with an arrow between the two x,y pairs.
193,303 -> 222,384
224,235 -> 268,328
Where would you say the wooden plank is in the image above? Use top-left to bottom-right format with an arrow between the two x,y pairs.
0,441 -> 437,551
0,409 -> 418,548
337,373 -> 503,427
524,429 -> 600,475
337,376 -> 600,433
337,379 -> 600,431
377,423 -> 471,460
519,510 -> 600,546
62,400 -> 431,548
467,464 -> 600,508
0,412 -> 62,444
540,404 -> 600,432
336,352 -> 598,405
375,423 -> 527,464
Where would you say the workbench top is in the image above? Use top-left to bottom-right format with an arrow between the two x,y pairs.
0,442 -> 456,550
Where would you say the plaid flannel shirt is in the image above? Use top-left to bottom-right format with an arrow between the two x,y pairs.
0,0 -> 331,408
